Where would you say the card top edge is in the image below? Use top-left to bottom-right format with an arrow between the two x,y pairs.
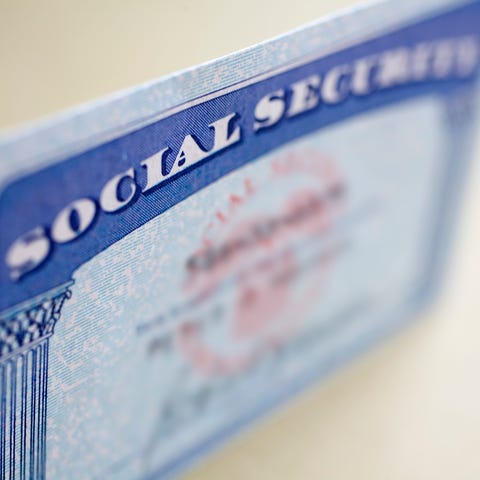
0,0 -> 473,182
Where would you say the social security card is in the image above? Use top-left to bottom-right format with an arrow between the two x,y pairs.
1,0 -> 479,478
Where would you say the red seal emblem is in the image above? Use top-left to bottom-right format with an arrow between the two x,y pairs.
177,149 -> 346,377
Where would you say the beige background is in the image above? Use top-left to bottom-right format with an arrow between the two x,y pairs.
1,2 -> 479,479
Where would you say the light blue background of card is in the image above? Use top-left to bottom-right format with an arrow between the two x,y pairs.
45,97 -> 446,479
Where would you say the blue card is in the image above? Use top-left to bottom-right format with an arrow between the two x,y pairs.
1,1 -> 479,478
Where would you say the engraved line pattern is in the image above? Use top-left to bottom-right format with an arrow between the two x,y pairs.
0,284 -> 72,480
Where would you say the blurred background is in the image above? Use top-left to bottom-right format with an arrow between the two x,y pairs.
1,1 -> 479,479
